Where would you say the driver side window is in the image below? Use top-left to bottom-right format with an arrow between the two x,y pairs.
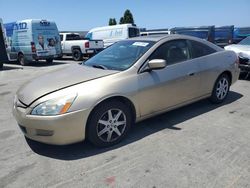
149,40 -> 190,65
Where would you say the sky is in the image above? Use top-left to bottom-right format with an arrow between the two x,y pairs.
1,0 -> 250,31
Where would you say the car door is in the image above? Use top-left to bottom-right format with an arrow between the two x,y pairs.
64,34 -> 72,54
138,39 -> 201,117
187,40 -> 219,95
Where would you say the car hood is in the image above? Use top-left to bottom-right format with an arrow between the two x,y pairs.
225,44 -> 250,52
225,44 -> 250,59
17,64 -> 119,106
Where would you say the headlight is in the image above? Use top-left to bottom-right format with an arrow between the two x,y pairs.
31,94 -> 77,116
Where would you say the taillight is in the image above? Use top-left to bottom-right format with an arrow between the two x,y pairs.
85,42 -> 89,48
31,42 -> 36,53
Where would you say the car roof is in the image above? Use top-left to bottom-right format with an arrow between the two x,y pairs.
128,34 -> 201,42
127,34 -> 223,51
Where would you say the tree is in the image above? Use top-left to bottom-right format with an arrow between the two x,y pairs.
119,17 -> 124,24
109,18 -> 113,25
108,18 -> 117,25
109,9 -> 135,25
122,9 -> 134,24
112,18 -> 117,25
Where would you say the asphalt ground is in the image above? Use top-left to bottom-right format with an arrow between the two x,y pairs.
0,60 -> 250,188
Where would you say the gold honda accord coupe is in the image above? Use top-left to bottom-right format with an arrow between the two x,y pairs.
13,35 -> 240,147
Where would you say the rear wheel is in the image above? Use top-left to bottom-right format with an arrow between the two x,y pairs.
210,74 -> 230,104
18,53 -> 28,66
72,49 -> 82,61
87,101 -> 132,147
0,62 -> 3,69
46,58 -> 53,63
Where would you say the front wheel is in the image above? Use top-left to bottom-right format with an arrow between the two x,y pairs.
210,74 -> 230,104
87,101 -> 132,147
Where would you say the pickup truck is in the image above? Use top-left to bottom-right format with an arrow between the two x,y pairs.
60,33 -> 104,61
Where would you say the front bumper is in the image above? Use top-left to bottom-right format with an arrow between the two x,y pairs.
239,63 -> 250,73
13,105 -> 90,145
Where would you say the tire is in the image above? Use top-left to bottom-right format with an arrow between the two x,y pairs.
210,74 -> 230,104
18,53 -> 28,66
0,62 -> 3,69
87,101 -> 132,147
72,49 -> 82,61
46,58 -> 53,63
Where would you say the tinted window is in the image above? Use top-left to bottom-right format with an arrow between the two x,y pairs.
189,40 -> 216,58
149,40 -> 190,65
66,34 -> 81,41
129,28 -> 139,38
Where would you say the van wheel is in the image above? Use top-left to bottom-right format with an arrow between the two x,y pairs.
46,58 -> 53,63
87,101 -> 132,147
210,74 -> 230,104
0,62 -> 3,69
18,54 -> 28,66
72,49 -> 82,61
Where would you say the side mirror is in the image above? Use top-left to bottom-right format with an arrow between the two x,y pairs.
148,59 -> 166,70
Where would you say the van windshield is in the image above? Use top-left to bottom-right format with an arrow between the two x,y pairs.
83,40 -> 155,71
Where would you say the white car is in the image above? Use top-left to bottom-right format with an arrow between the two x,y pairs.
224,37 -> 250,76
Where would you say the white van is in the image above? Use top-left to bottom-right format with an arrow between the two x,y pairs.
4,19 -> 62,65
86,24 -> 140,48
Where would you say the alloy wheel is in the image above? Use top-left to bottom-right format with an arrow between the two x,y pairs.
96,109 -> 126,142
216,77 -> 229,100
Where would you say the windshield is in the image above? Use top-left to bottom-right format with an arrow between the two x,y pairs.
83,40 -> 155,71
239,37 -> 250,45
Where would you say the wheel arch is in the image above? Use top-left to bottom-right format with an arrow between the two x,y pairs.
86,95 -> 137,135
71,46 -> 82,53
219,70 -> 232,85
17,51 -> 24,57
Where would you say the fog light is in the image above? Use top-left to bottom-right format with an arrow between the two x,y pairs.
36,129 -> 54,136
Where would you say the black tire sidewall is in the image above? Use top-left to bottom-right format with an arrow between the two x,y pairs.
46,58 -> 53,63
210,74 -> 230,103
87,101 -> 132,147
72,49 -> 82,61
18,54 -> 25,66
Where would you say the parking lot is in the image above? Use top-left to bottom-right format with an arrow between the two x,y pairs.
0,60 -> 250,188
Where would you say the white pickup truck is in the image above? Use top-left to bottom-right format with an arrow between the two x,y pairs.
60,33 -> 104,61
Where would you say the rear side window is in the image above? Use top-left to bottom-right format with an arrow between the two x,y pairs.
129,28 -> 139,38
66,34 -> 81,41
149,40 -> 190,65
189,40 -> 216,58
